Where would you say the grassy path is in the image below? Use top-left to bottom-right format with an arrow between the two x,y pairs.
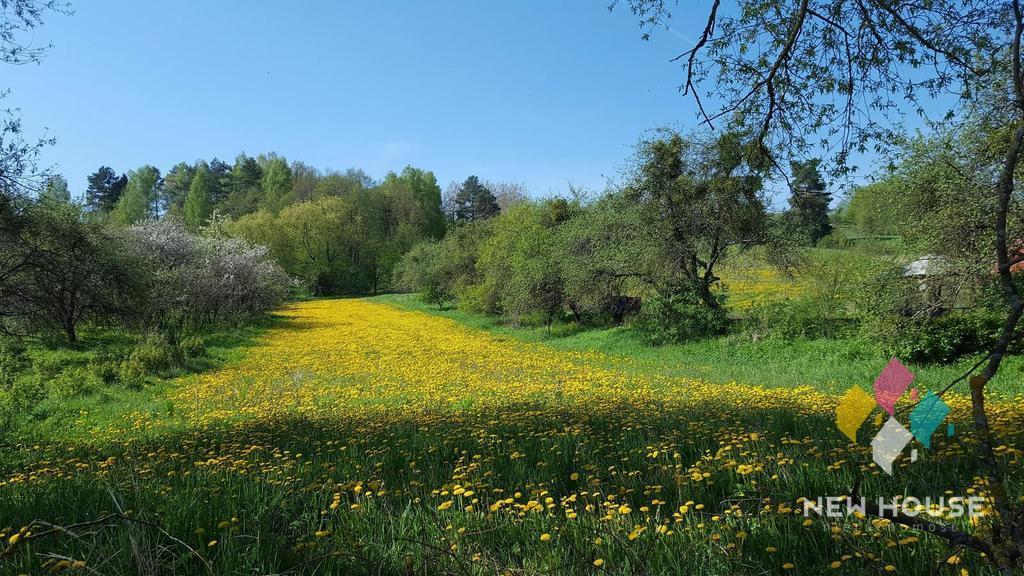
1,299 -> 1021,575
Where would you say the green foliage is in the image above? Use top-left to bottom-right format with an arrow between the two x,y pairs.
162,161 -> 196,216
233,167 -> 444,296
39,174 -> 70,204
220,154 -> 264,217
633,287 -> 728,344
834,181 -> 910,237
0,337 -> 27,390
118,333 -> 185,387
781,159 -> 831,244
112,165 -> 160,225
395,240 -> 452,308
480,201 -> 567,326
184,161 -> 213,230
84,166 -> 127,213
452,175 -> 499,223
259,156 -> 293,213
865,311 -> 1004,364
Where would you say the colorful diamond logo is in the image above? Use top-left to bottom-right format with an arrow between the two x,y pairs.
874,357 -> 914,415
836,385 -> 875,442
909,391 -> 950,449
871,417 -> 913,474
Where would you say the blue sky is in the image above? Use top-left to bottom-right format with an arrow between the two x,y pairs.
11,1 -> 932,205
11,1 -> 697,199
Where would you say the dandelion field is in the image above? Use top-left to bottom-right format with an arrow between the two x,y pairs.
2,300 -> 1023,575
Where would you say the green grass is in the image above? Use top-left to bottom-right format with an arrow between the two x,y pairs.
2,316 -> 282,446
372,293 -> 1024,398
0,298 -> 1020,576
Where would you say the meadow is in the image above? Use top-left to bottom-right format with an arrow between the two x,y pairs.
2,299 -> 1022,575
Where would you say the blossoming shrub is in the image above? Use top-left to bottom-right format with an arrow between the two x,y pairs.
127,219 -> 291,334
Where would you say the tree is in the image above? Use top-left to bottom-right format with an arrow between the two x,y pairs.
112,165 -> 160,226
474,201 -> 566,328
126,219 -> 288,342
84,166 -> 127,213
39,174 -> 69,204
259,155 -> 293,212
207,157 -> 231,205
290,160 -> 319,204
557,193 -> 654,323
0,0 -> 71,199
313,168 -> 373,199
161,161 -> 195,216
8,202 -> 135,342
221,153 -> 263,217
453,176 -> 499,223
626,130 -> 768,310
0,0 -> 71,337
183,161 -> 212,230
395,240 -> 452,309
487,180 -> 529,213
621,0 -> 1024,568
784,159 -> 831,243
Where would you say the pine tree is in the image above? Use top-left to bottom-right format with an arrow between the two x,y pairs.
453,176 -> 499,223
85,166 -> 128,212
184,162 -> 213,230
786,159 -> 831,243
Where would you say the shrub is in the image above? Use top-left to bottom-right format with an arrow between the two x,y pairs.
49,367 -> 103,398
126,219 -> 290,338
634,289 -> 729,344
746,298 -> 855,340
865,310 -> 1004,364
179,335 -> 206,358
0,337 -> 27,389
118,334 -> 184,387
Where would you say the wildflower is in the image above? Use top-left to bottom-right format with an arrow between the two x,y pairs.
539,533 -> 551,542
593,559 -> 604,567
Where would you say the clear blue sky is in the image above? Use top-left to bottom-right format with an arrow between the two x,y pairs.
12,1 -> 936,205
11,1 -> 704,200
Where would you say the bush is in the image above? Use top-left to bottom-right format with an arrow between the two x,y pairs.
747,299 -> 855,340
179,335 -> 206,358
0,337 -> 27,389
126,219 -> 290,339
118,334 -> 184,387
866,310 -> 1004,364
634,289 -> 729,344
49,367 -> 103,398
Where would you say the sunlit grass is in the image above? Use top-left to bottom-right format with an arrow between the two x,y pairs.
2,299 -> 1021,575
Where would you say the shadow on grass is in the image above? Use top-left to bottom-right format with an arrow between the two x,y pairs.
4,396 -> 1020,575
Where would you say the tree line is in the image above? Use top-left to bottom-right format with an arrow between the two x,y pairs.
398,130 -> 833,336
